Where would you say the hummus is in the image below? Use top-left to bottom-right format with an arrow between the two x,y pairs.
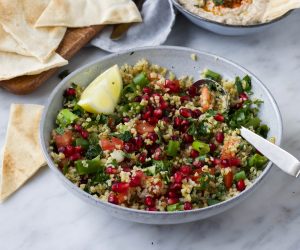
178,0 -> 269,25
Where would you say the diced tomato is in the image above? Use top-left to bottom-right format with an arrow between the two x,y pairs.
224,171 -> 233,189
54,130 -> 73,148
99,137 -> 124,151
136,120 -> 155,134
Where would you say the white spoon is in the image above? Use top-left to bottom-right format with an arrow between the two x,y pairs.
240,127 -> 300,177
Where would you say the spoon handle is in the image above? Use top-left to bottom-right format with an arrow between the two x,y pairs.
240,127 -> 300,177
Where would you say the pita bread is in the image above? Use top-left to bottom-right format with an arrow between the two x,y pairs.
35,0 -> 142,28
0,104 -> 46,202
262,0 -> 300,22
0,0 -> 66,62
0,25 -> 30,56
0,51 -> 68,81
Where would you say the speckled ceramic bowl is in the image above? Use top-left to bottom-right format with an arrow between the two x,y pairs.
171,0 -> 292,36
40,46 -> 282,224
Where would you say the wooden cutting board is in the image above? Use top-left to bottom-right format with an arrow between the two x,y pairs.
0,25 -> 104,95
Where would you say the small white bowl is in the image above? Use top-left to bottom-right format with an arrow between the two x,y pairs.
171,0 -> 292,36
40,46 -> 282,224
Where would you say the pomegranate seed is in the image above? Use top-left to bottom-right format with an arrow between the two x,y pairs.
123,117 -> 130,122
180,165 -> 192,175
239,92 -> 248,101
193,160 -> 203,168
134,96 -> 142,102
81,130 -> 89,139
167,197 -> 179,205
214,114 -> 225,122
65,145 -> 74,156
147,207 -> 157,211
129,175 -> 142,187
69,153 -> 81,161
168,191 -> 178,198
171,135 -> 179,140
236,179 -> 246,191
153,109 -> 163,118
144,196 -> 155,207
179,108 -> 192,118
122,166 -> 131,172
108,193 -> 119,205
184,202 -> 192,210
162,117 -> 170,123
138,152 -> 147,163
142,110 -> 151,120
65,88 -> 76,96
192,109 -> 202,118
134,136 -> 143,149
143,87 -> 152,94
180,95 -> 190,102
209,143 -> 217,152
153,148 -> 163,160
215,132 -> 224,143
182,133 -> 193,143
169,183 -> 182,190
124,143 -> 135,153
57,146 -> 65,153
74,145 -> 83,154
221,159 -> 229,167
188,85 -> 197,97
190,149 -> 199,158
147,132 -> 158,143
212,158 -> 221,166
142,94 -> 150,101
74,124 -> 82,132
228,157 -> 241,166
180,119 -> 189,126
111,182 -> 129,193
174,171 -> 183,183
173,117 -> 182,128
160,101 -> 168,109
181,125 -> 189,133
147,117 -> 158,125
152,93 -> 163,101
165,80 -> 180,93
106,166 -> 119,174
234,102 -> 243,109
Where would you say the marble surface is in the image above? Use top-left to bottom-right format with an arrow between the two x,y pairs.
1,12 -> 300,250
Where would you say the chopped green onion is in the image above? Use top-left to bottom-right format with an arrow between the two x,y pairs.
133,72 -> 149,87
207,199 -> 220,206
204,69 -> 221,82
248,154 -> 268,169
167,140 -> 180,157
192,141 -> 210,155
56,109 -> 78,127
234,171 -> 246,181
235,77 -> 243,94
75,156 -> 104,175
167,203 -> 180,211
75,138 -> 89,150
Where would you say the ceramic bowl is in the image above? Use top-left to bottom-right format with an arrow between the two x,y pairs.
171,0 -> 292,36
40,46 -> 282,224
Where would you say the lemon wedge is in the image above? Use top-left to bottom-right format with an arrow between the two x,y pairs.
78,64 -> 123,114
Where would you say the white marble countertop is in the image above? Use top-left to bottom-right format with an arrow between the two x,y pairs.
1,12 -> 300,250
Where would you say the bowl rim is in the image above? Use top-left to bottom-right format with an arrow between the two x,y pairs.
171,0 -> 292,28
40,45 -> 283,215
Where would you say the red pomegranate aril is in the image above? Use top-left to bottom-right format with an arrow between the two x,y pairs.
147,117 -> 158,125
134,96 -> 142,102
184,202 -> 193,210
134,136 -> 143,149
239,92 -> 248,101
234,102 -> 243,109
122,166 -> 131,172
57,146 -> 65,153
209,143 -> 217,153
188,85 -> 197,97
153,148 -> 163,160
81,130 -> 89,139
142,111 -> 152,120
144,196 -> 155,207
192,109 -> 202,118
147,207 -> 158,211
147,132 -> 158,143
182,133 -> 193,143
129,175 -> 141,187
162,117 -> 170,123
165,80 -> 180,93
214,113 -> 225,122
174,171 -> 183,183
124,142 -> 135,153
168,191 -> 178,198
108,193 -> 119,205
221,159 -> 229,167
181,125 -> 189,133
142,94 -> 150,101
215,132 -> 224,143
74,124 -> 82,132
228,157 -> 241,166
193,160 -> 203,168
153,109 -> 163,118
173,117 -> 182,128
138,152 -> 147,163
179,108 -> 192,118
123,117 -> 130,122
236,179 -> 246,191
74,145 -> 83,154
65,145 -> 74,156
180,119 -> 189,126
170,183 -> 182,190
212,158 -> 221,166
106,166 -> 119,174
180,95 -> 190,102
160,101 -> 168,109
180,165 -> 192,175
112,182 -> 129,193
167,197 -> 179,205
65,88 -> 76,96
142,87 -> 152,94
190,149 -> 199,158
69,153 -> 81,161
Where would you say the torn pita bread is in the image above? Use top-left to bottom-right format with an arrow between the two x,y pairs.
0,25 -> 30,56
0,0 -> 66,62
0,104 -> 46,202
0,51 -> 68,81
35,0 -> 142,28
262,0 -> 300,22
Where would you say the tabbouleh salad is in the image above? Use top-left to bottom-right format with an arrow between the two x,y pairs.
50,59 -> 269,212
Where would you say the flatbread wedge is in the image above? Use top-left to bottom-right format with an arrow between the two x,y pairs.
0,104 -> 46,202
0,0 -> 66,62
35,0 -> 142,27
